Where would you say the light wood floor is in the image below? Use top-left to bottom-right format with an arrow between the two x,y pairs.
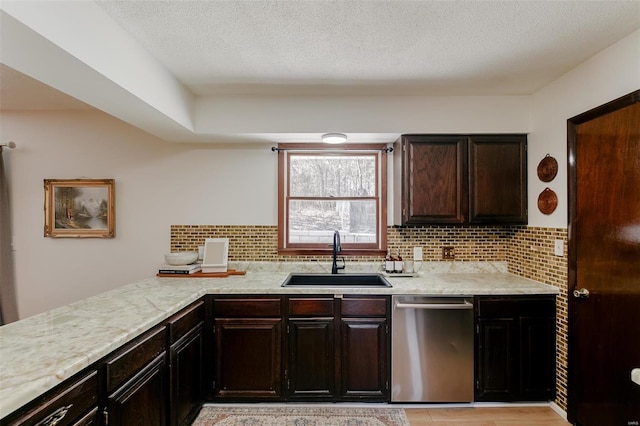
404,406 -> 571,426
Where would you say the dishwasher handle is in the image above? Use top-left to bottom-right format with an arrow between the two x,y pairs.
395,301 -> 473,310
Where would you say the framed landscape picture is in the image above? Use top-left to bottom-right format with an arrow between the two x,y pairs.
44,179 -> 115,238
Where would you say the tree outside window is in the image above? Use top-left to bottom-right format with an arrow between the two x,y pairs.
277,144 -> 387,254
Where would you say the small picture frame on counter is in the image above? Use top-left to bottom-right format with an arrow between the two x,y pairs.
202,238 -> 229,273
44,179 -> 115,238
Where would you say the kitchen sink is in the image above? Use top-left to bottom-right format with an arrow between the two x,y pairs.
281,273 -> 392,287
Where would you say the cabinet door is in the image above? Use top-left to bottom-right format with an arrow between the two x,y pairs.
107,353 -> 167,426
519,316 -> 556,400
214,318 -> 282,400
287,319 -> 335,400
340,318 -> 389,401
401,135 -> 467,224
468,135 -> 527,224
476,318 -> 516,401
169,325 -> 204,426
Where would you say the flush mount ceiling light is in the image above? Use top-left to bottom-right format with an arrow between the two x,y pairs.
321,133 -> 347,144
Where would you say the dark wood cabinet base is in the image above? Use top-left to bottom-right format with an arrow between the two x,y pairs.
208,295 -> 390,403
475,296 -> 556,402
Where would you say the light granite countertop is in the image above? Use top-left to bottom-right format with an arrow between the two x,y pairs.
0,261 -> 558,419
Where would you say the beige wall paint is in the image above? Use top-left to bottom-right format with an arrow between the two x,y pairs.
2,29 -> 638,319
2,111 -> 276,318
528,29 -> 640,228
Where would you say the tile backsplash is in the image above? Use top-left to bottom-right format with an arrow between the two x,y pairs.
172,225 -> 279,260
508,226 -> 568,412
170,224 -> 510,262
170,224 -> 568,410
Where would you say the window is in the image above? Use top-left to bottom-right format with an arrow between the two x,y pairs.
277,143 -> 387,254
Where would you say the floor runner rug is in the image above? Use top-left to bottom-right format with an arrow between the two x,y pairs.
192,406 -> 409,426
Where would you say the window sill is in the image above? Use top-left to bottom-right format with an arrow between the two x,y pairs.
277,248 -> 387,257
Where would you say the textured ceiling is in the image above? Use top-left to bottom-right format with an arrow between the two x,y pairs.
1,1 -> 638,143
94,0 -> 640,96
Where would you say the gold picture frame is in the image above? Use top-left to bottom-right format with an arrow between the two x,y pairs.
44,179 -> 115,238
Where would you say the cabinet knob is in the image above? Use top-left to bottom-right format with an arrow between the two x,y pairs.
572,288 -> 590,299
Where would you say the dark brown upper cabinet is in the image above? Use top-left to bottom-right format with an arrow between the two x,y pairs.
394,135 -> 468,225
468,135 -> 527,224
394,134 -> 527,225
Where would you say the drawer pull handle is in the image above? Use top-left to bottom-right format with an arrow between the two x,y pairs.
37,404 -> 72,426
395,301 -> 473,310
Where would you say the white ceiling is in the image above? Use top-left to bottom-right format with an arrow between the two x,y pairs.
94,0 -> 640,96
1,0 -> 639,142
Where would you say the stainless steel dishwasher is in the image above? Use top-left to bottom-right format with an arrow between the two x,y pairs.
391,295 -> 474,402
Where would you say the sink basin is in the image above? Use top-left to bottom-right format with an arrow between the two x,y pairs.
281,273 -> 392,287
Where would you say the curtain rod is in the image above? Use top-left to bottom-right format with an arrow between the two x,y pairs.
0,142 -> 16,150
271,146 -> 393,153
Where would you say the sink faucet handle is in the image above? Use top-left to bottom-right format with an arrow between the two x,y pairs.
331,230 -> 345,274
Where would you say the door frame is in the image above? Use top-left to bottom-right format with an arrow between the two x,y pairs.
566,89 -> 640,423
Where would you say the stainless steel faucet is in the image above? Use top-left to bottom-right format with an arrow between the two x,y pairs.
331,230 -> 346,274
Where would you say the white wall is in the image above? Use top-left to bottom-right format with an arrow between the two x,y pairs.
2,30 -> 638,319
195,95 -> 531,134
527,29 -> 640,228
2,111 -> 277,318
3,98 -> 528,319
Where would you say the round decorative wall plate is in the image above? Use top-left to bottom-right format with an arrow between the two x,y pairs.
537,187 -> 558,215
537,154 -> 558,182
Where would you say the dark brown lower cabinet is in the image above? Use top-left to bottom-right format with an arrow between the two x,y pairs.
106,354 -> 167,426
476,317 -> 515,400
168,300 -> 205,426
519,316 -> 556,400
169,328 -> 203,426
209,295 -> 390,403
340,296 -> 389,401
475,296 -> 556,402
211,297 -> 283,400
0,291 -> 562,423
213,318 -> 283,400
287,318 -> 336,400
340,317 -> 388,400
104,326 -> 168,425
1,370 -> 99,426
286,297 -> 336,400
285,295 -> 390,402
2,300 -> 207,426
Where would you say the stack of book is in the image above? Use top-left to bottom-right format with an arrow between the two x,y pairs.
158,263 -> 202,275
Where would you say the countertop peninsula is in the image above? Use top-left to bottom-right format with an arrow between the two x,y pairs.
0,261 -> 558,419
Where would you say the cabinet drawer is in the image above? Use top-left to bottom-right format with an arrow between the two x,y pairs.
73,407 -> 100,426
213,298 -> 281,317
167,299 -> 204,343
5,370 -> 98,426
105,326 -> 166,393
477,296 -> 555,318
288,298 -> 334,316
341,297 -> 387,317
72,407 -> 99,426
